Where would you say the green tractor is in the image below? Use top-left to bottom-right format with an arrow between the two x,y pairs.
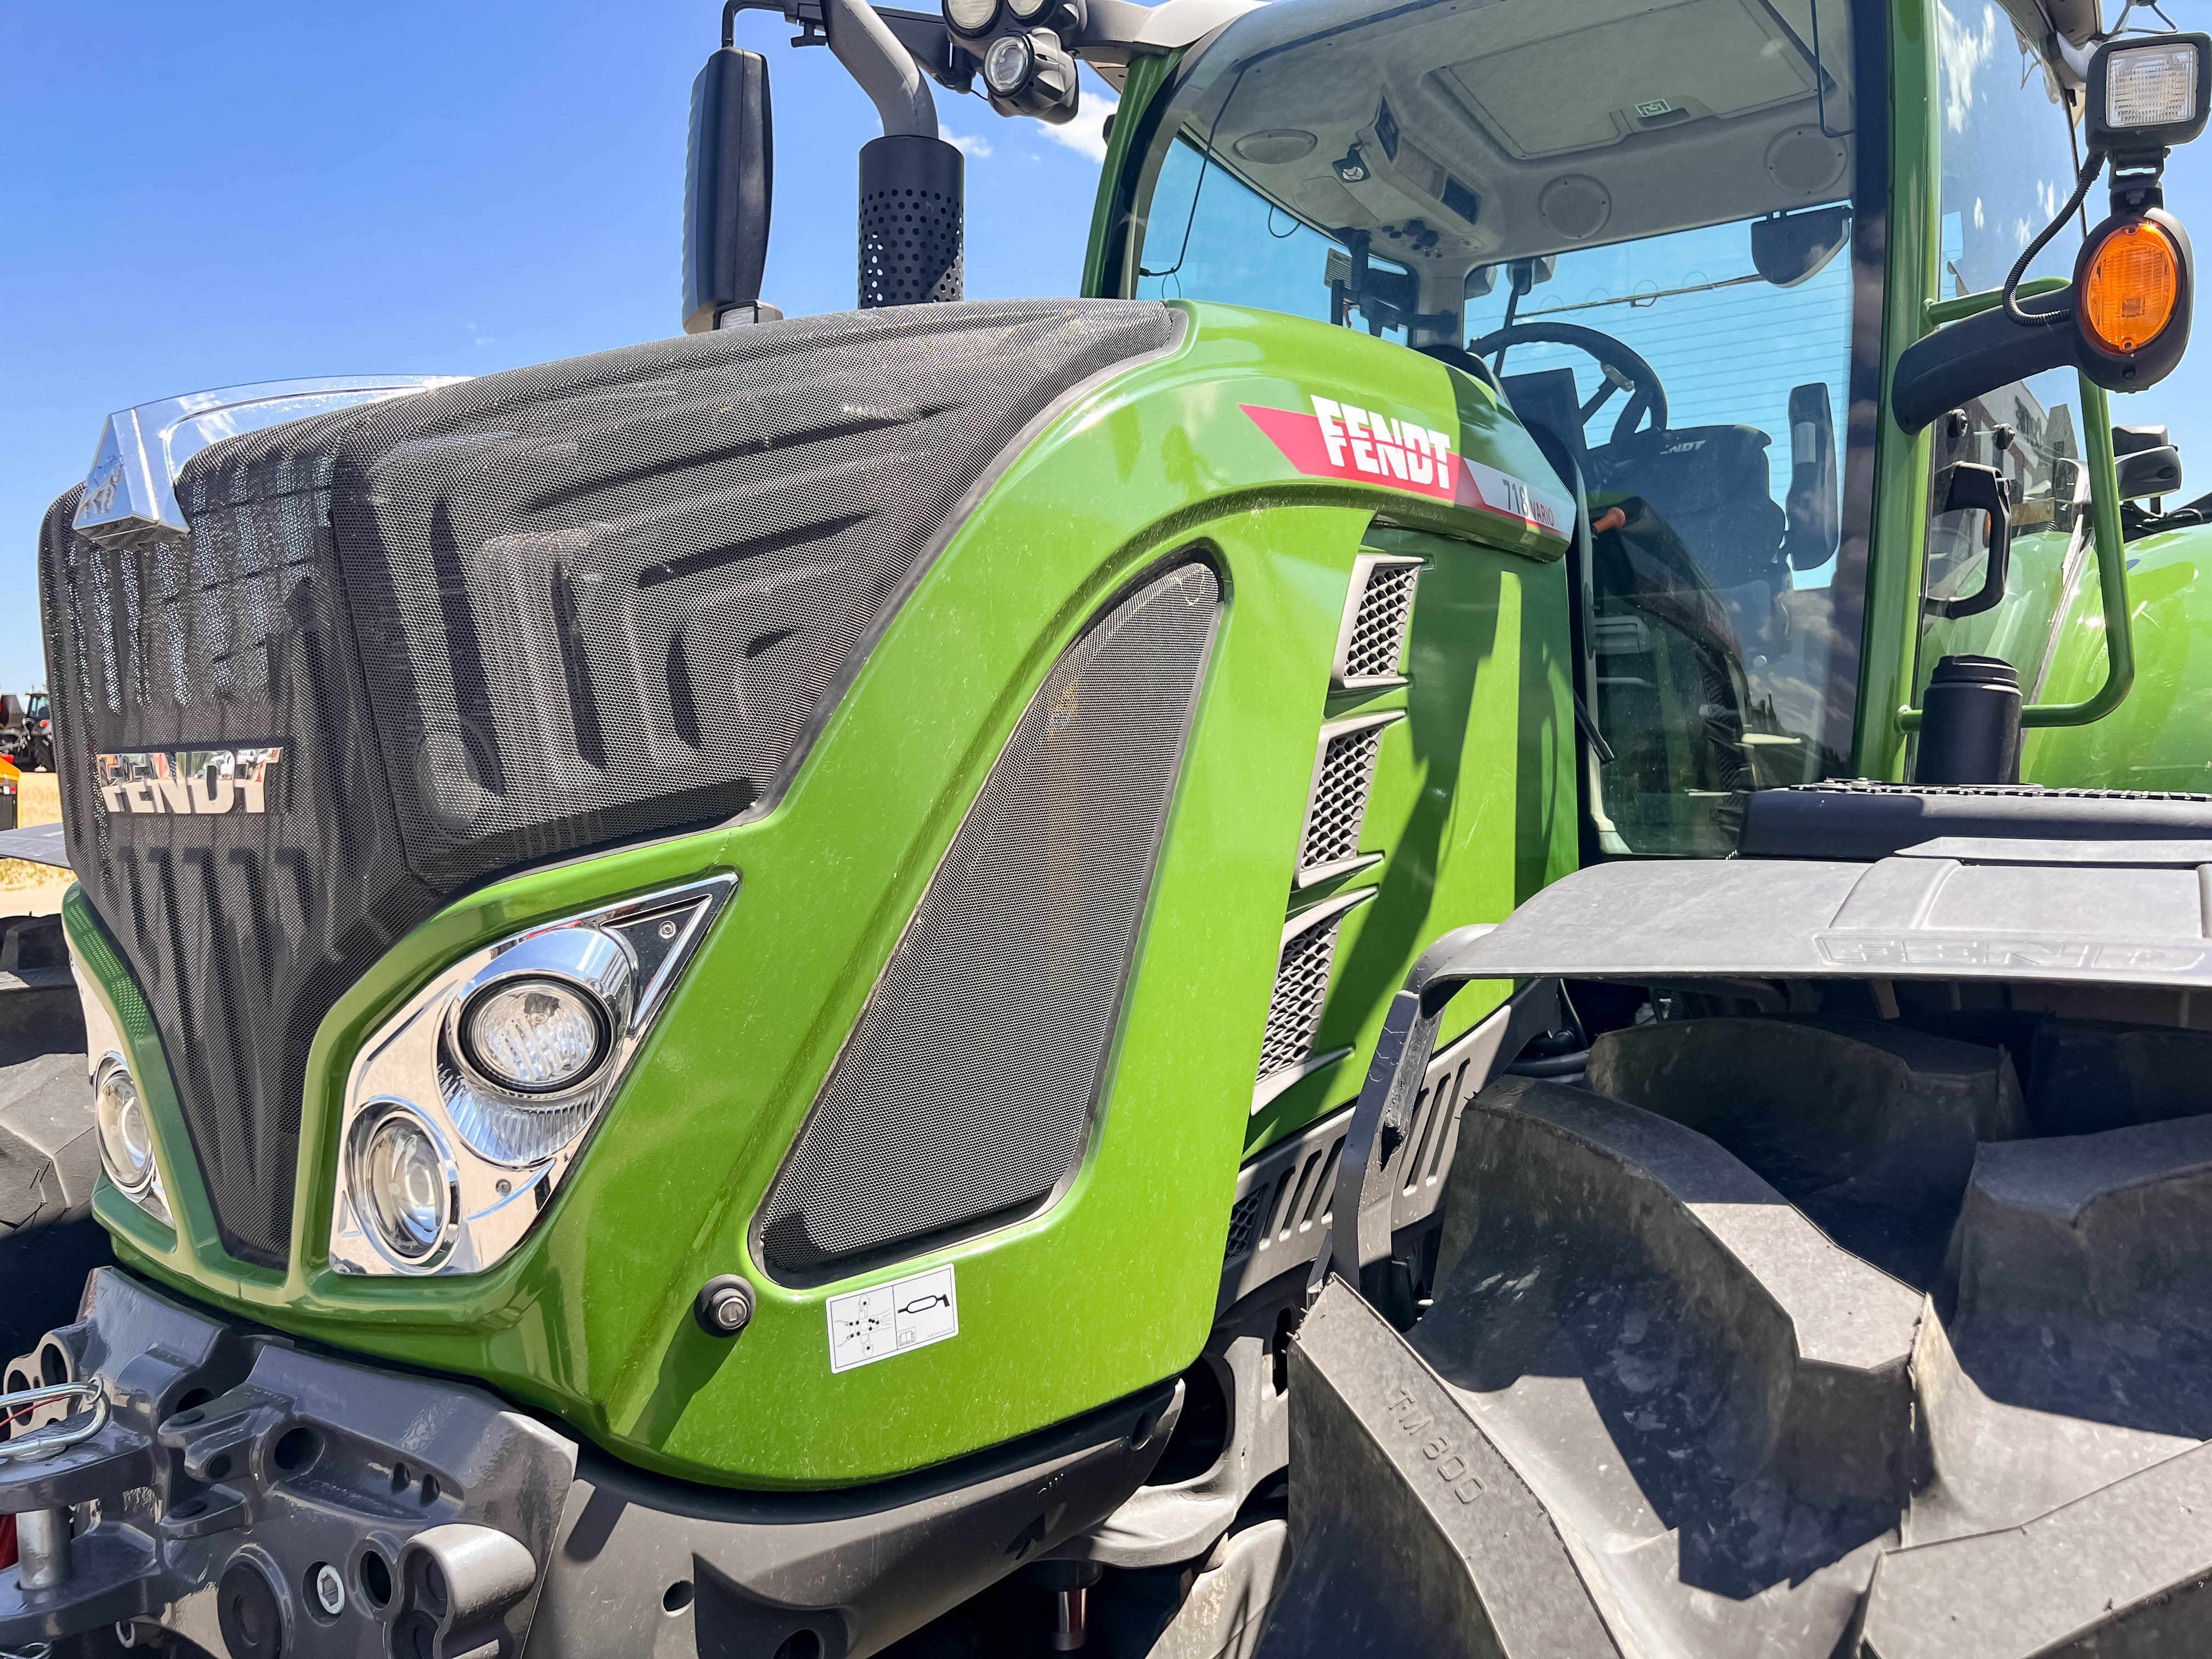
12,0 -> 2212,1653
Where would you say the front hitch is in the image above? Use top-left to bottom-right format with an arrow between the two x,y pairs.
0,1269 -> 575,1657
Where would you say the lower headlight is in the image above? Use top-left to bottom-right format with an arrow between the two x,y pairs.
93,1056 -> 172,1224
94,1060 -> 156,1196
349,1104 -> 459,1269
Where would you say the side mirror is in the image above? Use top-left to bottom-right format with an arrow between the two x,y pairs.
683,47 -> 775,335
2114,425 -> 2185,498
1782,382 -> 1838,568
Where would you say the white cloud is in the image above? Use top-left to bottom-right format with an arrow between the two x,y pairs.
946,129 -> 994,160
1042,88 -> 1120,163
1935,1 -> 1998,134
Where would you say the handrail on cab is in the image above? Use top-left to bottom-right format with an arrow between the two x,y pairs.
1899,276 -> 2135,733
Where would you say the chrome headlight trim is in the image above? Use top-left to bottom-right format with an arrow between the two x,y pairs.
442,927 -> 637,1165
330,874 -> 733,1278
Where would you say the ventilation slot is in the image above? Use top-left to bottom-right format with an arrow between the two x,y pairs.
1256,890 -> 1374,1086
755,558 -> 1222,1282
1224,1190 -> 1266,1261
1297,713 -> 1398,888
1216,1113 -> 1349,1285
1334,555 -> 1422,689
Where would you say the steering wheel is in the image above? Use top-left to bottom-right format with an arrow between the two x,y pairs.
1463,321 -> 1668,448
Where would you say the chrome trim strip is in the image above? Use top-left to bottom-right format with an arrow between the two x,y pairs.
1281,882 -> 1378,943
74,375 -> 466,550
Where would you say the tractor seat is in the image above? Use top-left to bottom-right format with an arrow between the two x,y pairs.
1587,425 -> 1787,599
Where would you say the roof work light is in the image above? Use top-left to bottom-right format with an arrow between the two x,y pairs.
1892,31 -> 2211,427
2089,35 -> 2212,161
942,0 -> 1084,121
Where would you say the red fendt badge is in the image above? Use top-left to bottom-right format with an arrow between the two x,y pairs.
1243,394 -> 1567,539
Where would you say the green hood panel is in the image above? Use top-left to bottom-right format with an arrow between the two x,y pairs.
75,302 -> 1576,1488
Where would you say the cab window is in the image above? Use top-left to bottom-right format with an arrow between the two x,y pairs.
1120,0 -> 1874,856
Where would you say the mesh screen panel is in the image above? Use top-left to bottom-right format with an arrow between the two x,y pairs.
1341,562 -> 1419,682
757,560 -> 1221,1279
1224,1189 -> 1265,1261
39,460 -> 438,1269
1299,724 -> 1387,874
1257,905 -> 1356,1081
41,300 -> 1180,1268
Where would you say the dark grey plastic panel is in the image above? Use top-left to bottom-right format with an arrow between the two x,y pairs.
1415,845 -> 2212,991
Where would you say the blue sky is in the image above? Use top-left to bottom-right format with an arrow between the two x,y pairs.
0,1 -> 1114,691
5,2 -> 2210,695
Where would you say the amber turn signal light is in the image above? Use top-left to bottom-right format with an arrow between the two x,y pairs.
2080,219 -> 2182,354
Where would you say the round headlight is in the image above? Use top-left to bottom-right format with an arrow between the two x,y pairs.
461,977 -> 610,1095
1005,0 -> 1049,22
984,32 -> 1035,95
352,1108 -> 456,1267
94,1061 -> 156,1196
944,0 -> 998,35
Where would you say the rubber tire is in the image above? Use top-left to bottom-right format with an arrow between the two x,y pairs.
0,944 -> 105,1366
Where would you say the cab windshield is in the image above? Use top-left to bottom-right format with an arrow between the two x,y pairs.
1116,0 -> 1872,855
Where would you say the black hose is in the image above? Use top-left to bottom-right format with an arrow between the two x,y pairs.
2002,149 -> 2103,323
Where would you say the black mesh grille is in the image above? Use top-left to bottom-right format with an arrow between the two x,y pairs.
1224,1190 -> 1265,1261
38,460 -> 436,1269
1299,723 -> 1389,876
1341,562 -> 1419,682
756,558 -> 1222,1280
1258,903 -> 1359,1081
41,300 -> 1182,1268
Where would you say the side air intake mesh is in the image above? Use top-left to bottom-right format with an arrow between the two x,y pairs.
1257,902 -> 1363,1082
1299,719 -> 1393,877
1338,560 -> 1420,685
757,559 -> 1221,1279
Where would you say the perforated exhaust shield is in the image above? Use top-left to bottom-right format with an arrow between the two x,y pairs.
757,559 -> 1222,1280
40,300 -> 1183,1269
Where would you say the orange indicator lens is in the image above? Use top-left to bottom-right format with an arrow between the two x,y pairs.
2080,220 -> 2180,354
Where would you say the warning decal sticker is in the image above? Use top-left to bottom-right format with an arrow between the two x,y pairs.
1240,395 -> 1571,540
827,1263 -> 960,1374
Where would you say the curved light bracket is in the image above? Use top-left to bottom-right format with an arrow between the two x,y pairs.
72,375 -> 467,552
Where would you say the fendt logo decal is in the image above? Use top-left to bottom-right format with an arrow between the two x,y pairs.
1241,394 -> 1571,540
95,748 -> 281,815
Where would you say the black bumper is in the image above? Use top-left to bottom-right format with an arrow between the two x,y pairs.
0,1269 -> 1180,1658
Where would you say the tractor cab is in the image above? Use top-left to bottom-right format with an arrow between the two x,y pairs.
1069,0 -> 2209,833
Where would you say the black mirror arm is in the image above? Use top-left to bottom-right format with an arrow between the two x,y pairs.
1893,289 -> 2078,434
873,7 -> 975,93
730,0 -> 939,134
1926,463 -> 2013,620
